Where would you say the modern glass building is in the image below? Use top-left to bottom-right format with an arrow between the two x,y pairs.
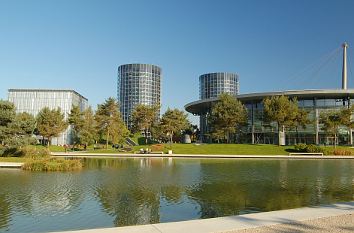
117,63 -> 161,128
198,72 -> 239,137
186,89 -> 354,145
199,72 -> 239,99
186,43 -> 352,145
8,89 -> 88,145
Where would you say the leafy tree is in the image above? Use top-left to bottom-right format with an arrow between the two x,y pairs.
36,107 -> 68,146
80,107 -> 98,147
290,108 -> 311,144
95,98 -> 129,148
131,104 -> 159,144
339,105 -> 354,145
208,93 -> 247,143
320,110 -> 342,147
263,95 -> 298,145
0,100 -> 16,145
160,108 -> 190,146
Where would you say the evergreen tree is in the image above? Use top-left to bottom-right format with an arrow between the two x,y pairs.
68,105 -> 84,146
36,107 -> 68,146
80,107 -> 98,147
95,98 -> 129,148
208,93 -> 247,143
131,104 -> 159,144
160,108 -> 190,146
6,112 -> 37,147
0,100 -> 16,145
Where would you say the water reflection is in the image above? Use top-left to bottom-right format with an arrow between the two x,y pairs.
0,158 -> 353,233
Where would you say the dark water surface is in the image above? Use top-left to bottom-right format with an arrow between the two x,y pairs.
0,158 -> 353,233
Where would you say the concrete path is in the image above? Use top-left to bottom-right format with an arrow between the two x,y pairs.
50,201 -> 354,233
226,213 -> 353,233
52,152 -> 354,159
0,162 -> 24,168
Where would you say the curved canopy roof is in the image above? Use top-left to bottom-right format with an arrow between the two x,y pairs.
185,89 -> 354,115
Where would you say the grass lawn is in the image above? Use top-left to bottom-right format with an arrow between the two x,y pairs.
0,157 -> 29,162
164,143 -> 294,155
27,143 -> 354,155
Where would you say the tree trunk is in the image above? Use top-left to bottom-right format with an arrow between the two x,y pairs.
277,123 -> 281,146
169,132 -> 173,148
106,130 -> 109,149
334,133 -> 337,148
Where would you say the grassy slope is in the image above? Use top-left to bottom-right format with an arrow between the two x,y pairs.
0,157 -> 29,162
165,144 -> 293,155
30,143 -> 354,155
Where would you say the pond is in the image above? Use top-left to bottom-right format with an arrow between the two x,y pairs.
0,158 -> 353,233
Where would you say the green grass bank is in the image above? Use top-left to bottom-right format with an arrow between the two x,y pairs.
46,143 -> 354,155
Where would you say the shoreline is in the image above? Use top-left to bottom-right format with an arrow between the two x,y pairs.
49,201 -> 354,233
51,152 -> 354,159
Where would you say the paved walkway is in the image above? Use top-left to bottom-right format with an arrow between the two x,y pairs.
0,162 -> 23,168
50,202 -> 354,233
52,152 -> 354,159
226,214 -> 353,233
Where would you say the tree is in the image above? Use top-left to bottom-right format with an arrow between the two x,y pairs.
320,106 -> 354,147
290,108 -> 311,144
5,112 -> 37,147
208,93 -> 247,143
131,104 -> 159,144
36,107 -> 68,146
263,95 -> 298,146
339,105 -> 354,145
95,98 -> 129,148
320,110 -> 342,147
160,108 -> 190,146
0,100 -> 16,145
79,107 -> 98,147
68,105 -> 84,146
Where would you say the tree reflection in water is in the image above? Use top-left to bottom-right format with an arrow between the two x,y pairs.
0,158 -> 353,232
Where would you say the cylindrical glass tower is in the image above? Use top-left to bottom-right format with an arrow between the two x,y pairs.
199,72 -> 239,100
117,64 -> 161,128
199,72 -> 239,141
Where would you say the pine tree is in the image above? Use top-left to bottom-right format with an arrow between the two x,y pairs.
208,93 -> 247,143
36,107 -> 68,146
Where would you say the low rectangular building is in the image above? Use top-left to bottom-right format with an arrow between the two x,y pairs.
8,89 -> 88,145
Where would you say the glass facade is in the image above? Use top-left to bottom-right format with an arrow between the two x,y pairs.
117,64 -> 161,128
189,91 -> 354,145
199,72 -> 239,100
8,89 -> 88,145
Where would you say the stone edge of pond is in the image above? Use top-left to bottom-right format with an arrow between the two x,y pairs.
0,162 -> 24,168
51,152 -> 354,159
48,201 -> 354,233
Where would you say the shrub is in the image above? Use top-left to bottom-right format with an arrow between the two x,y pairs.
21,146 -> 50,158
1,146 -> 50,158
1,147 -> 19,157
151,144 -> 165,152
332,149 -> 352,155
293,144 -> 331,154
294,143 -> 307,152
305,144 -> 324,153
22,158 -> 82,171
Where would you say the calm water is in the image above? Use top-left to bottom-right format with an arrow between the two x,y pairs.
0,158 -> 353,233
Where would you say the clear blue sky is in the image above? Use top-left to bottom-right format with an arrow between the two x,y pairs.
1,0 -> 354,123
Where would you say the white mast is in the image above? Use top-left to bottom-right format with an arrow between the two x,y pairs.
342,42 -> 348,90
